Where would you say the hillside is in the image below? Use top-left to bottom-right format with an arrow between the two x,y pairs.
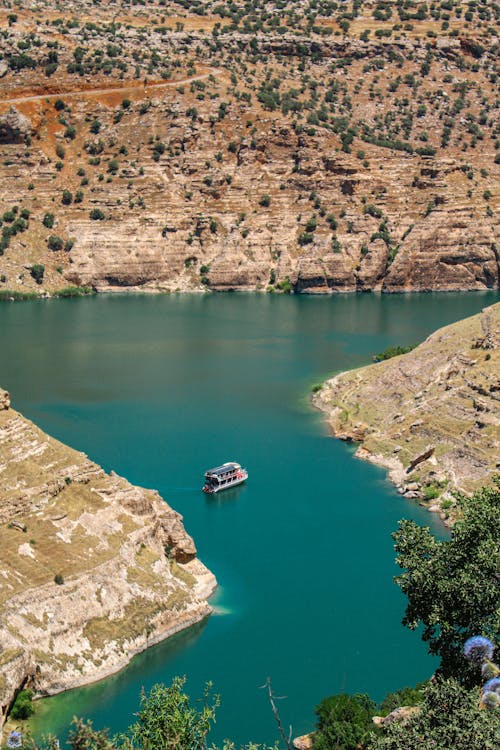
0,0 -> 498,295
0,387 -> 215,732
313,302 -> 500,522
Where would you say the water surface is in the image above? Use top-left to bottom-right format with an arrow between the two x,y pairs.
1,291 -> 497,745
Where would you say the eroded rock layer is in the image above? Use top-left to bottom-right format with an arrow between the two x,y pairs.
0,1 -> 498,296
0,389 -> 215,730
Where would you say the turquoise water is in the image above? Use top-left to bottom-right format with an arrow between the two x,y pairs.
1,291 -> 498,745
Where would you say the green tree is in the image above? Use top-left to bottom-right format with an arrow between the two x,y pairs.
393,479 -> 500,683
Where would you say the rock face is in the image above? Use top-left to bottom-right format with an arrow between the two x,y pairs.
0,393 -> 216,732
313,303 -> 500,520
0,107 -> 31,144
0,2 -> 497,297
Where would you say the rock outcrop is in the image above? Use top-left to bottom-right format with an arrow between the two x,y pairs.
0,392 -> 216,733
0,107 -> 31,144
313,303 -> 500,521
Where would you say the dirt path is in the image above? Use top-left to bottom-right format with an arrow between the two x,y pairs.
0,69 -> 223,106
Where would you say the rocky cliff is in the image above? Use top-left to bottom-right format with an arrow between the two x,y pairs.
313,303 -> 500,522
0,388 -> 216,732
0,1 -> 498,296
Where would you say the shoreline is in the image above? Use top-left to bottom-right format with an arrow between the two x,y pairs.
312,302 -> 500,526
1,285 -> 499,303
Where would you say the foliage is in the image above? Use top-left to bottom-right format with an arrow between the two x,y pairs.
52,678 -> 219,750
30,264 -> 45,285
10,690 -> 35,720
370,678 -> 500,750
116,677 -> 219,750
393,479 -> 500,684
312,693 -> 377,750
372,345 -> 415,362
54,287 -> 96,298
47,235 -> 64,251
377,683 -> 426,717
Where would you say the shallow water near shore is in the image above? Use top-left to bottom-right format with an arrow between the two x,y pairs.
1,291 -> 498,745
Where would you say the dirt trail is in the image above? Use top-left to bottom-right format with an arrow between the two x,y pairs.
0,69 -> 222,106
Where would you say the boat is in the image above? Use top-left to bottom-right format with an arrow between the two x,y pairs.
202,462 -> 248,494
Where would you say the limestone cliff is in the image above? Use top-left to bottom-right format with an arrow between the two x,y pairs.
0,1 -> 498,297
313,303 -> 500,522
0,388 -> 216,731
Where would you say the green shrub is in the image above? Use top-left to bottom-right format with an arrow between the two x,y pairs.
54,573 -> 64,585
378,682 -> 426,716
89,208 -> 105,221
42,212 -> 55,229
10,690 -> 35,720
313,693 -> 377,750
30,264 -> 45,285
47,235 -> 64,251
373,344 -> 415,362
54,286 -> 95,298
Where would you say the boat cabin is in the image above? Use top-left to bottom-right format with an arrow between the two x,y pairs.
203,462 -> 247,493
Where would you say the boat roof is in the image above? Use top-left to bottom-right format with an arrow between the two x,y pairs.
205,462 -> 241,476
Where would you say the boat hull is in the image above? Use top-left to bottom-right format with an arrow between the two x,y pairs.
202,474 -> 248,494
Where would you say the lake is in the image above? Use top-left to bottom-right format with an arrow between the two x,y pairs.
1,290 -> 497,745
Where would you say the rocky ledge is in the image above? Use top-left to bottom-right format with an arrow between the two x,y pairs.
313,303 -> 500,522
0,389 -> 216,732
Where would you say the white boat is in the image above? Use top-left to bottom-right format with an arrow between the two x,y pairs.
202,462 -> 248,494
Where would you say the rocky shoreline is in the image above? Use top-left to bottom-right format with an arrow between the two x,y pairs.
313,303 -> 500,523
0,388 -> 216,735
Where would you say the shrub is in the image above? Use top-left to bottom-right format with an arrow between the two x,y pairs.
259,194 -> 271,207
313,693 -> 376,750
378,682 -> 426,716
10,690 -> 35,720
373,344 -> 415,362
89,209 -> 105,221
47,235 -> 64,251
61,190 -> 73,205
54,573 -> 64,585
30,264 -> 45,285
55,143 -> 65,159
42,212 -> 55,229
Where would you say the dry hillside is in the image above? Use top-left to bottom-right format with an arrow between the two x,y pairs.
313,302 -> 500,523
0,387 -> 215,732
0,0 -> 498,296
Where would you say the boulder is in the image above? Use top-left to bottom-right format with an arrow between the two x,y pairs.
0,107 -> 32,144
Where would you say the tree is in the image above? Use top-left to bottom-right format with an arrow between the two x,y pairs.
393,479 -> 500,683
